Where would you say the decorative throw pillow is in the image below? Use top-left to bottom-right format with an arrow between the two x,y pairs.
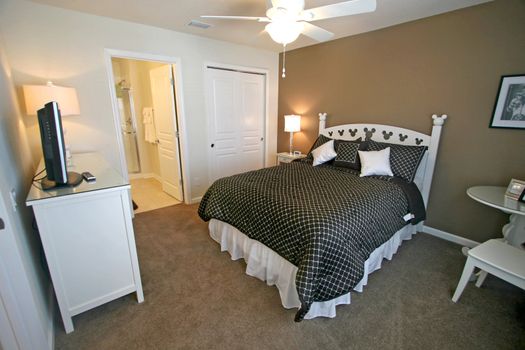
312,140 -> 337,166
307,134 -> 332,160
334,140 -> 367,170
358,148 -> 393,177
367,140 -> 427,182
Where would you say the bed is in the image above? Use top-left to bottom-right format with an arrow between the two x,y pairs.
198,113 -> 447,321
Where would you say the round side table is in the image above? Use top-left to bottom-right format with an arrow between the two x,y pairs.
467,186 -> 525,249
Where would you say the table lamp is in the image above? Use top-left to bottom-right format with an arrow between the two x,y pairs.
23,82 -> 80,163
284,114 -> 301,154
22,81 -> 80,116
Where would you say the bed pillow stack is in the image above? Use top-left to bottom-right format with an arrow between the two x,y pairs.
306,134 -> 333,160
333,139 -> 366,170
358,147 -> 393,177
311,140 -> 337,166
366,140 -> 427,182
307,135 -> 427,183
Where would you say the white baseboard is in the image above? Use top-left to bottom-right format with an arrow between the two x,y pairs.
128,172 -> 151,180
190,196 -> 202,204
128,172 -> 161,181
422,225 -> 479,248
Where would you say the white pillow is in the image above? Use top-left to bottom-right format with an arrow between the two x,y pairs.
311,140 -> 337,166
358,147 -> 393,177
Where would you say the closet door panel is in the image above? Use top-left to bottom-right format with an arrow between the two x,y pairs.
207,68 -> 265,182
238,72 -> 265,174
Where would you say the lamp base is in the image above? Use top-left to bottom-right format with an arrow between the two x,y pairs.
289,131 -> 294,155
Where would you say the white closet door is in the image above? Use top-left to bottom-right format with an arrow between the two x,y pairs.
206,68 -> 265,183
238,72 -> 265,174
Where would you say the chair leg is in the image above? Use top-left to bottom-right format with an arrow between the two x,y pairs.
452,257 -> 476,303
475,270 -> 488,288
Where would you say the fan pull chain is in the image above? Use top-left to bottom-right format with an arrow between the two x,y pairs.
282,44 -> 286,78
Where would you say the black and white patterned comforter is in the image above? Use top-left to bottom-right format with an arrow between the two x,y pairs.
198,160 -> 424,321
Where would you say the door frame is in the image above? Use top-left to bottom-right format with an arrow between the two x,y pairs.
104,49 -> 189,203
204,62 -> 269,185
0,190 -> 50,350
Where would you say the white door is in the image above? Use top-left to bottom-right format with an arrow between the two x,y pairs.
206,68 -> 265,182
0,197 -> 24,350
149,65 -> 183,201
0,289 -> 19,350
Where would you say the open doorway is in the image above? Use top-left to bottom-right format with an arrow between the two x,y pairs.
110,57 -> 184,213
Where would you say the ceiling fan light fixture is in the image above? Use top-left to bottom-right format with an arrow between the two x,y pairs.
270,0 -> 305,17
265,21 -> 304,45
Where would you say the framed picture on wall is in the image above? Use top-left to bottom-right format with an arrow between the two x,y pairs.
490,74 -> 525,129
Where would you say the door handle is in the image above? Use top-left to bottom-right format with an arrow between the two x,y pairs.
0,218 -> 4,230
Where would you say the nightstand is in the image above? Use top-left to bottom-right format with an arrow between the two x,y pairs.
277,152 -> 307,165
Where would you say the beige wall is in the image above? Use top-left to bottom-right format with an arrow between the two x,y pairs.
0,37 -> 52,348
0,0 -> 279,203
277,0 -> 525,242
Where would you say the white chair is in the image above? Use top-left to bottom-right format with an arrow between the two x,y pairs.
452,239 -> 525,302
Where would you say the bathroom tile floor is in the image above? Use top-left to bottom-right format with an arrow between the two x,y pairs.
130,177 -> 181,213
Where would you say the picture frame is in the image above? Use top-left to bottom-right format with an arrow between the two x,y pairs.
505,178 -> 525,200
490,74 -> 525,129
519,189 -> 525,203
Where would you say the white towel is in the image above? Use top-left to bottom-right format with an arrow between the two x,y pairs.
143,107 -> 157,144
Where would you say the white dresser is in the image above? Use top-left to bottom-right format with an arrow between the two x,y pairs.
26,153 -> 144,334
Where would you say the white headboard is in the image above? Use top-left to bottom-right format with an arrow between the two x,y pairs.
318,113 -> 447,208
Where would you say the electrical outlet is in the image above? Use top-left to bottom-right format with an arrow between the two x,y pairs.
9,189 -> 17,212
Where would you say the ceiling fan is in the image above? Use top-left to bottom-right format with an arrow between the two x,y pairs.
202,0 -> 376,77
202,0 -> 377,45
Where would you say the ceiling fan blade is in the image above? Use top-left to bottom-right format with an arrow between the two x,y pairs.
301,22 -> 334,42
302,0 -> 376,22
201,15 -> 270,22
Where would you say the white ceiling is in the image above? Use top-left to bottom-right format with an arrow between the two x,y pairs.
29,0 -> 491,52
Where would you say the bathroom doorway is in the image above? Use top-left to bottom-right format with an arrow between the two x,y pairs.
109,56 -> 184,213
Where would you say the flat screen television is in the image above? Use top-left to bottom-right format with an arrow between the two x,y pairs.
37,101 -> 82,190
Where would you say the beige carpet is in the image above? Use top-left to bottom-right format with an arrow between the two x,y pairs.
55,204 -> 525,349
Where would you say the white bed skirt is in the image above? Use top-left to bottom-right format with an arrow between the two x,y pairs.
209,219 -> 416,319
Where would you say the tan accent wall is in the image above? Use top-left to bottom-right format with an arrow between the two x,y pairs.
277,0 -> 525,242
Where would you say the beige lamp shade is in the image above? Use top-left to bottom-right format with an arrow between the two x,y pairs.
22,82 -> 80,116
284,114 -> 301,132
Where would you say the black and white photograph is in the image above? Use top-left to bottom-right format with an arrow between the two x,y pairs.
490,74 -> 525,128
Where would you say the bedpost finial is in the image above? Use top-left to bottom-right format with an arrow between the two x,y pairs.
319,113 -> 327,121
432,114 -> 447,126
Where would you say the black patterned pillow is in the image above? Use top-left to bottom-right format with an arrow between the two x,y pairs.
367,140 -> 427,182
333,140 -> 367,170
306,134 -> 333,160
